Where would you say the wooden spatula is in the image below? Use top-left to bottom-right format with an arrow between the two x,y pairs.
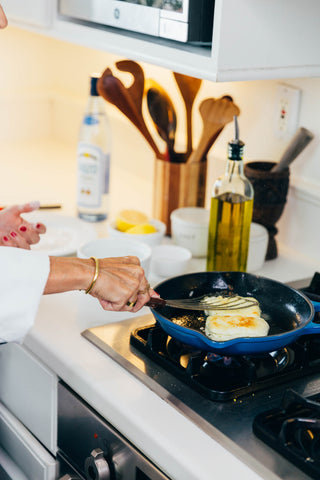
187,96 -> 240,164
173,72 -> 202,156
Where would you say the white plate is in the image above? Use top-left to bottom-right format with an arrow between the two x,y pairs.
28,213 -> 98,256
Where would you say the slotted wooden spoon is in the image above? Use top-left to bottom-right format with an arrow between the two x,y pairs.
187,96 -> 240,164
173,72 -> 202,156
97,67 -> 165,160
115,59 -> 145,119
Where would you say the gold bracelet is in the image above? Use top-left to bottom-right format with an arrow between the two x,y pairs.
85,256 -> 99,294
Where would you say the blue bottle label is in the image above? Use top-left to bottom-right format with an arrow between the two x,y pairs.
83,115 -> 99,126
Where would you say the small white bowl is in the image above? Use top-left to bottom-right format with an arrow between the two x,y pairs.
107,218 -> 166,248
171,207 -> 210,258
247,223 -> 269,272
77,237 -> 152,273
151,244 -> 192,278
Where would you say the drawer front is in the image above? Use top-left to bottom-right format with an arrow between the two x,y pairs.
0,403 -> 57,480
0,344 -> 57,453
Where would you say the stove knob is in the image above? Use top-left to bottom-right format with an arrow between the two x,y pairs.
84,448 -> 111,480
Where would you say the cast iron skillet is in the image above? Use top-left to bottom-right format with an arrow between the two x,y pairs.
150,272 -> 320,355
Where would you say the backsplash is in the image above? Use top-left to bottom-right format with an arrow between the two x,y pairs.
0,26 -> 319,264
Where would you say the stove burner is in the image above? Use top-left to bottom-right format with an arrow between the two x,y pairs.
254,389 -> 320,479
130,273 -> 320,402
130,322 -> 320,402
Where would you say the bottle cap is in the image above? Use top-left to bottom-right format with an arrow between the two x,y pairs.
90,75 -> 100,96
228,116 -> 244,160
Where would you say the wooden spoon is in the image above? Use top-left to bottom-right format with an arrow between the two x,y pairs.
97,67 -> 165,160
146,84 -> 177,161
187,96 -> 240,164
173,72 -> 202,156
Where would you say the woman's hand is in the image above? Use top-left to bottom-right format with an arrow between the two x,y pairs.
0,201 -> 46,249
91,256 -> 155,312
45,255 -> 156,313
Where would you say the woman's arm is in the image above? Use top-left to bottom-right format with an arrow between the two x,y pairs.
44,255 -> 152,312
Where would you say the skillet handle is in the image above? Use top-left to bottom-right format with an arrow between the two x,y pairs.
299,300 -> 320,335
312,300 -> 320,312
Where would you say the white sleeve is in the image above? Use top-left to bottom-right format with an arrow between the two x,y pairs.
0,247 -> 50,343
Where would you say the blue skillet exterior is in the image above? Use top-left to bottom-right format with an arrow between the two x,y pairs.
150,272 -> 320,355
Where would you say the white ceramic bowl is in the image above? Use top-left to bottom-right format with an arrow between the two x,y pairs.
247,223 -> 269,272
150,244 -> 192,278
77,237 -> 152,273
170,207 -> 210,257
107,218 -> 166,248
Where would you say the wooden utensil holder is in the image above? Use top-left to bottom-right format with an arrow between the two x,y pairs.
153,155 -> 207,235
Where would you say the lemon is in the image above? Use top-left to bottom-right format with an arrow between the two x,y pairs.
115,210 -> 149,232
126,224 -> 157,235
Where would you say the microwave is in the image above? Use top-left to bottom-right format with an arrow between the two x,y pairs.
58,0 -> 214,45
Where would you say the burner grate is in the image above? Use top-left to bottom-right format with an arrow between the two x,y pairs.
253,389 -> 320,479
130,322 -> 320,402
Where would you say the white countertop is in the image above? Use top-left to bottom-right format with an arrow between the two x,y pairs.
23,244 -> 316,480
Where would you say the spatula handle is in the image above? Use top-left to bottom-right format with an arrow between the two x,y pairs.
146,297 -> 166,309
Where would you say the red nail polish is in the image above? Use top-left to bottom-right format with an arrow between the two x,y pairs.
36,223 -> 41,229
20,226 -> 27,232
3,236 -> 8,242
10,231 -> 17,237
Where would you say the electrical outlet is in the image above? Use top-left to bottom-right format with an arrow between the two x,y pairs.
274,83 -> 301,139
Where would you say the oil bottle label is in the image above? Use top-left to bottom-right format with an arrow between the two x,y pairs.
77,143 -> 110,208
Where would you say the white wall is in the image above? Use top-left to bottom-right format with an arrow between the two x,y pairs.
0,27 -> 319,262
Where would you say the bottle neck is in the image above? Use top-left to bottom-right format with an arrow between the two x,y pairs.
225,158 -> 244,177
85,95 -> 105,114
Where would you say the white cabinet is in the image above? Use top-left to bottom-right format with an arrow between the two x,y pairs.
1,0 -> 53,28
4,0 -> 320,81
0,404 -> 57,480
0,343 -> 58,455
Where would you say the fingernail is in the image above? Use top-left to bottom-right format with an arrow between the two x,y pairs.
36,223 -> 41,229
3,236 -> 8,242
10,231 -> 17,237
19,226 -> 27,232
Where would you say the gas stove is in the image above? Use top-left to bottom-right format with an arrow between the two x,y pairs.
82,274 -> 320,480
130,320 -> 320,402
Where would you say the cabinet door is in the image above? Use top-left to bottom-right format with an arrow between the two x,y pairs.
0,343 -> 57,454
0,403 -> 57,480
1,0 -> 53,28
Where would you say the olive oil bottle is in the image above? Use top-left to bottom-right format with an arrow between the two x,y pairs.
206,116 -> 254,272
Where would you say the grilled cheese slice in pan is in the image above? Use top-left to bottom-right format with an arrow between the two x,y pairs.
204,295 -> 269,341
205,313 -> 269,341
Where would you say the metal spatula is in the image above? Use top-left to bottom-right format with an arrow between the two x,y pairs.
146,294 -> 259,311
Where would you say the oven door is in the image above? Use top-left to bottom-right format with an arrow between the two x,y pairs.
58,381 -> 170,480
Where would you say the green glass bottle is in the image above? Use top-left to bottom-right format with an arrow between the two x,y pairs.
206,116 -> 254,272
